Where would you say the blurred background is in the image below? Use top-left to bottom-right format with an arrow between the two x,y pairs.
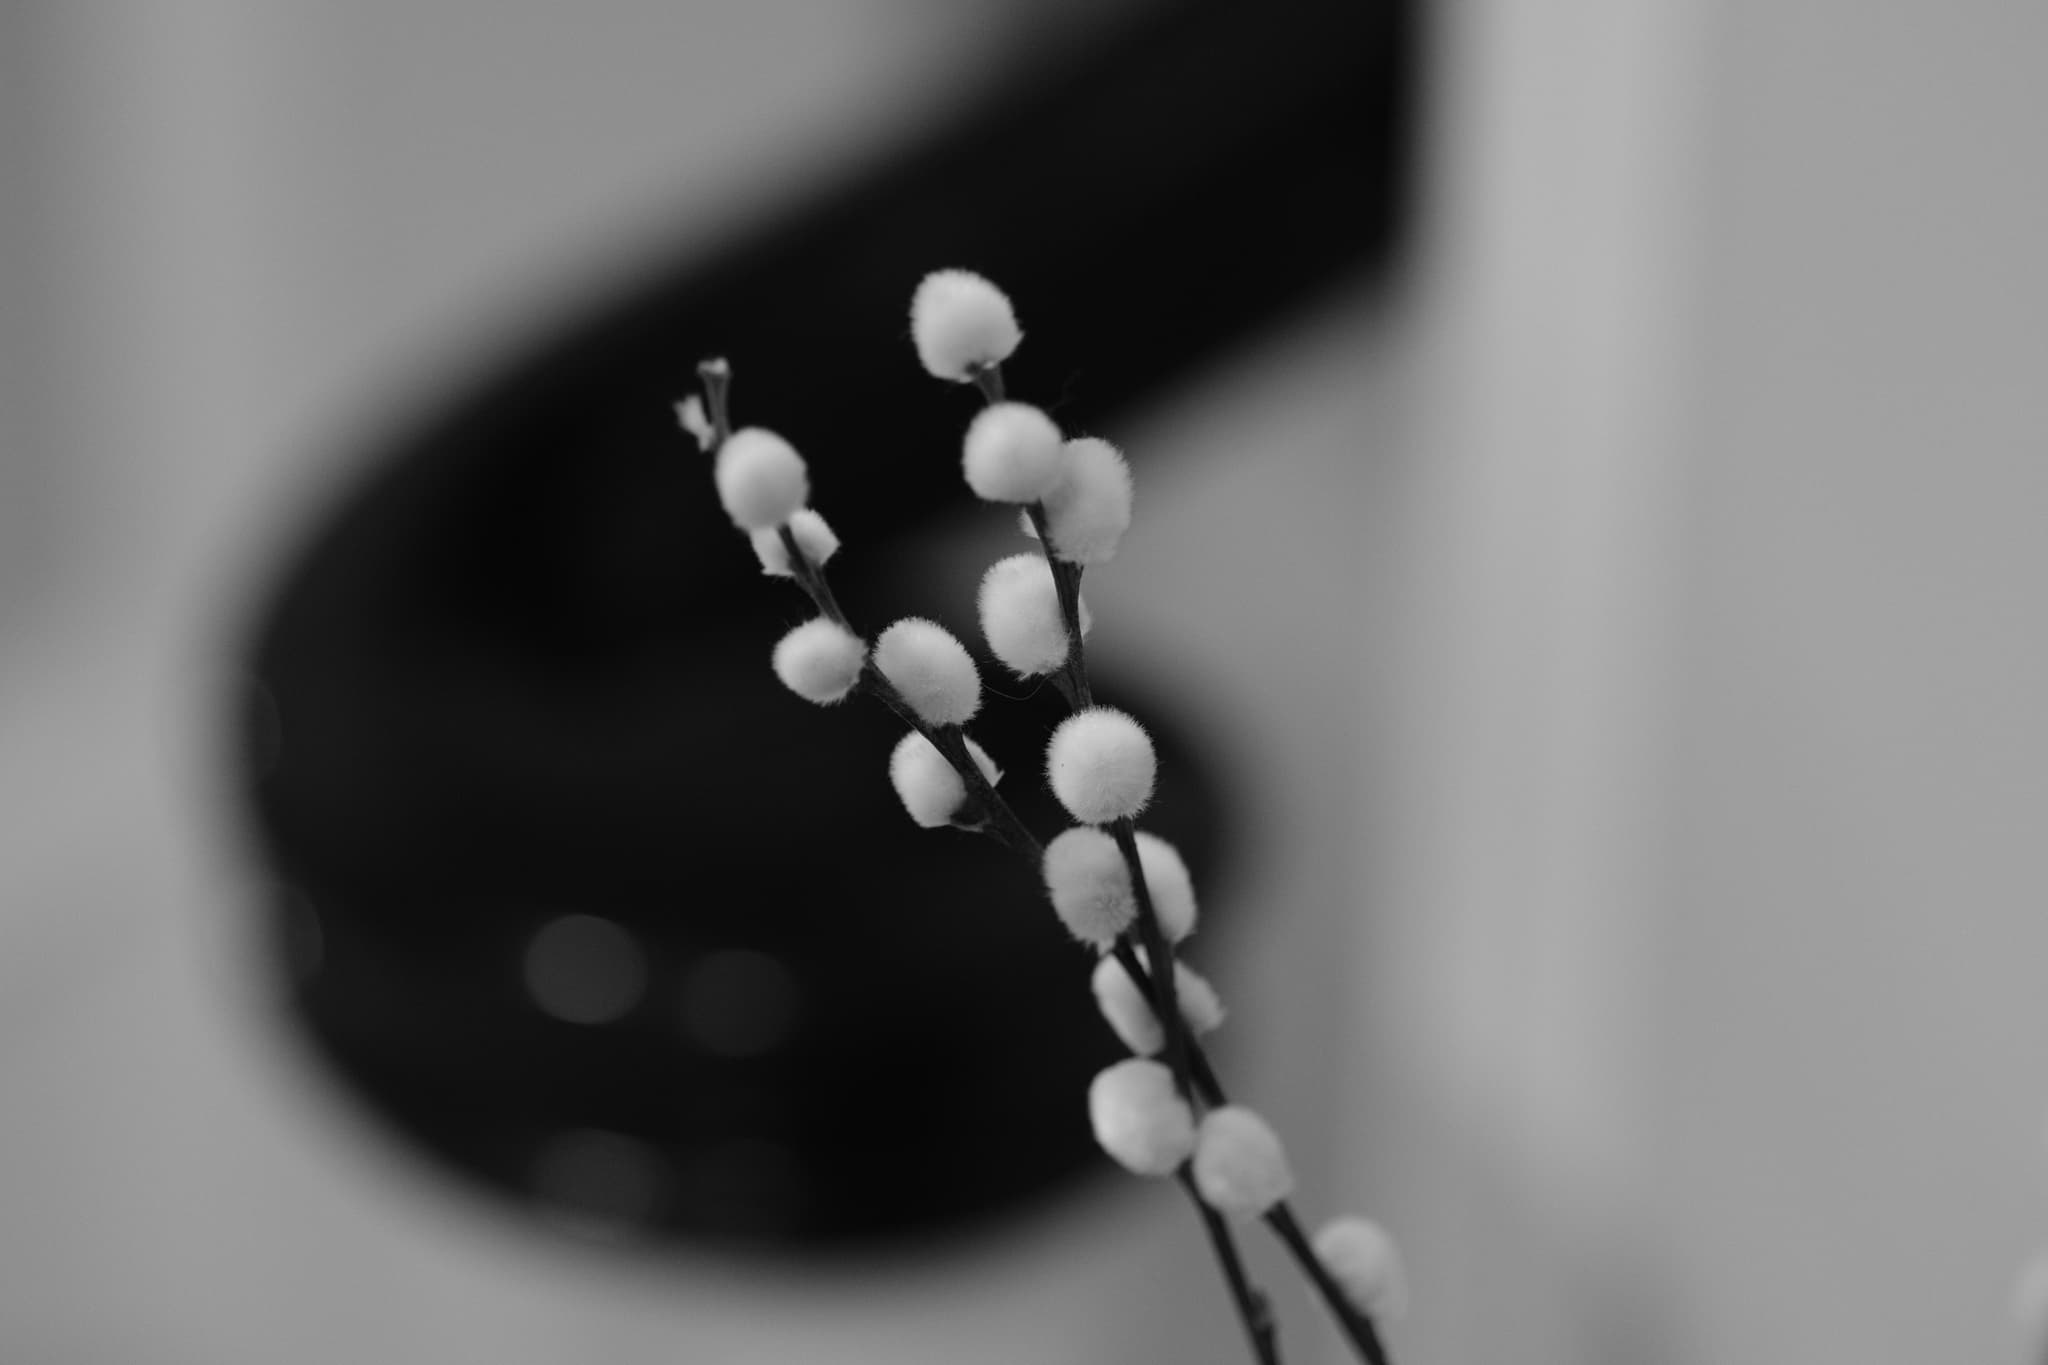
2,1 -> 2046,1362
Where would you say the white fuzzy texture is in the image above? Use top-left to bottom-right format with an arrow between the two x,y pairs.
715,427 -> 808,531
963,403 -> 1065,503
1134,832 -> 1197,943
1042,826 -> 1135,946
889,731 -> 1002,828
1042,437 -> 1134,563
750,509 -> 840,577
1192,1106 -> 1294,1216
675,395 -> 714,451
1090,953 -> 1225,1056
1088,1059 -> 1195,1177
1046,707 -> 1156,824
910,269 -> 1021,382
978,553 -> 1091,676
771,619 -> 865,705
1314,1217 -> 1409,1322
873,618 -> 981,726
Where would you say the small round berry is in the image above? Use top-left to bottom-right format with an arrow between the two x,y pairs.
873,618 -> 981,726
889,731 -> 1003,828
714,427 -> 808,531
979,553 -> 1087,676
910,269 -> 1022,382
750,508 -> 840,577
1090,953 -> 1226,1056
963,402 -> 1065,503
770,619 -> 865,705
1046,707 -> 1156,824
1314,1217 -> 1409,1322
1042,827 -> 1135,947
1041,437 -> 1133,563
1088,1058 -> 1195,1177
1192,1106 -> 1294,1217
1134,832 -> 1197,943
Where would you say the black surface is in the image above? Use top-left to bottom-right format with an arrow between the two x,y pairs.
240,0 -> 1413,1256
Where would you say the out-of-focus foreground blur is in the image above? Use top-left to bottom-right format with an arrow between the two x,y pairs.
3,2 -> 2047,1363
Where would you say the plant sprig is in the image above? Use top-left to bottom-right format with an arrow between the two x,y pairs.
682,271 -> 1404,1363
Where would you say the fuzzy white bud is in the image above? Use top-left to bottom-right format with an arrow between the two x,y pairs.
1134,832 -> 1197,943
1042,826 -> 1136,947
1046,707 -> 1156,824
910,269 -> 1022,382
770,619 -> 865,705
978,553 -> 1091,676
873,618 -> 981,726
963,402 -> 1065,503
1091,953 -> 1226,1056
888,731 -> 1002,828
1192,1106 -> 1294,1217
1314,1217 -> 1409,1323
1088,1058 -> 1195,1177
750,508 -> 841,577
675,395 -> 715,451
714,427 -> 808,531
1041,437 -> 1134,564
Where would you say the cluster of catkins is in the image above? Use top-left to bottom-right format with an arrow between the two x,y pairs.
684,270 -> 1405,1348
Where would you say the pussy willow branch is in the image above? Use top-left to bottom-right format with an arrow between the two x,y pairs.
1182,1167 -> 1282,1365
768,540 -> 1278,1365
977,366 -> 1390,1365
711,357 -> 1386,1364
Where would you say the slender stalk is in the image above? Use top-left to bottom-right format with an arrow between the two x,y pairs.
1112,819 -> 1192,1103
1269,1206 -> 1387,1365
1024,501 -> 1092,707
1181,1168 -> 1282,1365
716,359 -> 1372,1364
697,358 -> 733,444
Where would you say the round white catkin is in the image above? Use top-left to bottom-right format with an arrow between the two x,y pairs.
873,618 -> 981,726
1088,1058 -> 1195,1177
1046,707 -> 1156,824
750,508 -> 840,577
910,269 -> 1022,382
1192,1106 -> 1294,1216
714,427 -> 808,531
770,619 -> 865,705
978,553 -> 1090,676
1090,954 -> 1226,1056
1133,831 -> 1197,942
674,396 -> 714,451
962,402 -> 1065,503
889,731 -> 1002,828
1042,827 -> 1135,946
1313,1217 -> 1409,1322
1041,436 -> 1134,564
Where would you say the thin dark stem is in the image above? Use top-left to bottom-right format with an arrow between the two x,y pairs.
1024,501 -> 1092,706
1112,944 -> 1387,1364
970,362 -> 1006,404
927,723 -> 1043,862
696,357 -> 733,444
1113,819 -> 1191,1102
1267,1205 -> 1389,1365
778,525 -> 851,627
1181,1169 -> 1283,1365
712,358 -> 1370,1365
1111,939 -> 1226,1103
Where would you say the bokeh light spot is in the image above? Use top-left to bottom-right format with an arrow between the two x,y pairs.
524,914 -> 647,1024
